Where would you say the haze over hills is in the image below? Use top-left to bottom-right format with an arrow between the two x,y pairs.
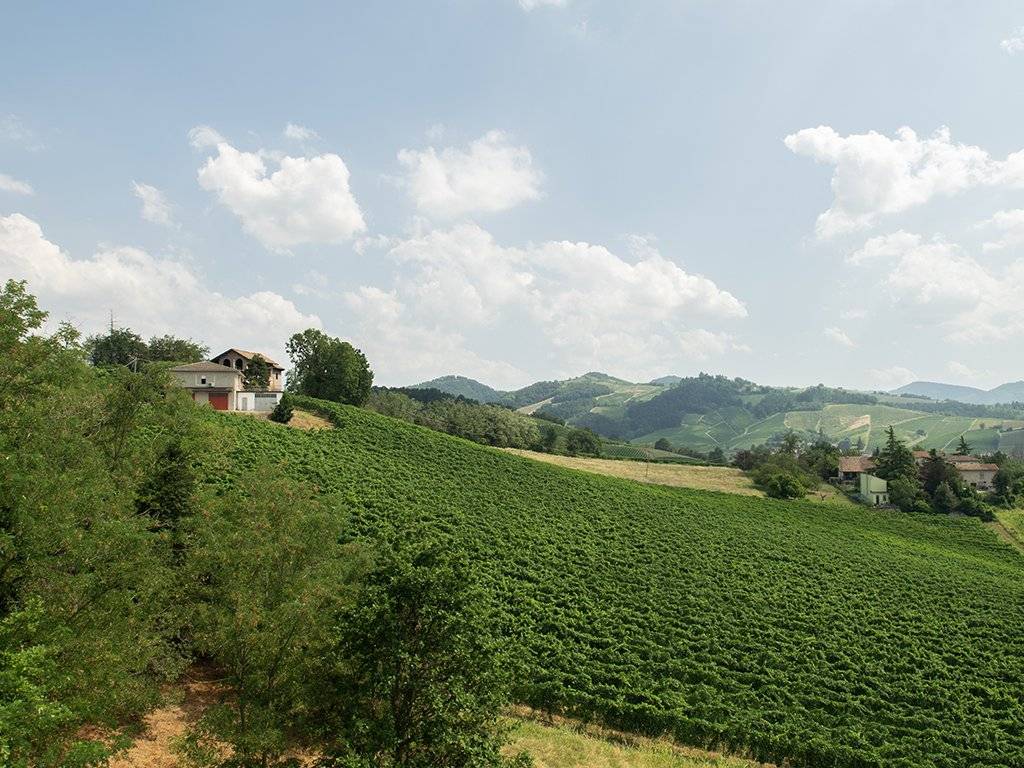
407,371 -> 1024,456
894,380 -> 1024,405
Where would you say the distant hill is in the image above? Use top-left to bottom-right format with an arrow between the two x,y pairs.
895,380 -> 1024,405
649,375 -> 683,385
410,375 -> 507,403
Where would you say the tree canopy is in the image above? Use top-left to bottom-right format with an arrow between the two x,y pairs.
285,328 -> 373,405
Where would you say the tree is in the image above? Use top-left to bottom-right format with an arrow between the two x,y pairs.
181,469 -> 365,768
321,539 -> 526,768
269,393 -> 294,424
243,353 -> 271,390
85,326 -> 147,367
778,430 -> 801,457
565,427 -> 601,456
955,435 -> 972,456
762,471 -> 805,499
540,424 -> 559,453
654,437 -> 672,452
921,450 -> 961,498
932,482 -> 958,514
286,328 -> 373,405
134,439 -> 198,533
888,476 -> 925,513
146,334 -> 208,363
874,426 -> 916,481
708,447 -> 726,464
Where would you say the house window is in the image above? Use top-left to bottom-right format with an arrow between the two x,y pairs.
201,377 -> 207,384
222,359 -> 231,366
235,359 -> 244,370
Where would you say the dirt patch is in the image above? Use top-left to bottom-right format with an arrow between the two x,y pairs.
288,409 -> 334,430
109,671 -> 224,768
845,414 -> 870,432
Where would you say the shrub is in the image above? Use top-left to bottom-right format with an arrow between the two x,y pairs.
269,394 -> 294,424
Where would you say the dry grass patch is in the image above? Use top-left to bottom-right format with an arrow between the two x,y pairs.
507,716 -> 770,768
504,450 -> 762,496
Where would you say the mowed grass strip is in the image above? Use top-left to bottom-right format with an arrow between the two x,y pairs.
503,449 -> 763,496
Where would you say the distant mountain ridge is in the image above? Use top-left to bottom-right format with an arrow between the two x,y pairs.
894,380 -> 1024,405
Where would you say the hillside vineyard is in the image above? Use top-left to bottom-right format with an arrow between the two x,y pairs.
205,398 -> 1024,768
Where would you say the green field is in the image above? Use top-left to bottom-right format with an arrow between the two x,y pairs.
999,428 -> 1024,456
206,397 -> 1024,768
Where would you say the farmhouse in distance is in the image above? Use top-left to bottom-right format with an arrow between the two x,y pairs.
169,347 -> 284,412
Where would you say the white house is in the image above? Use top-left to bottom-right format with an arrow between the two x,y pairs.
170,359 -> 284,412
210,348 -> 285,391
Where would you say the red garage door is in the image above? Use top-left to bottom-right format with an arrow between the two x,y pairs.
209,393 -> 229,411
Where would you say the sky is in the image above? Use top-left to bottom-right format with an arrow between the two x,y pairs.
2,1 -> 1024,391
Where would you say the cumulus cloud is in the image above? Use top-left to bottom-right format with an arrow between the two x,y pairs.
980,208 -> 1024,251
869,366 -> 917,390
397,130 -> 542,218
195,138 -> 365,251
131,182 -> 173,226
784,125 -> 1024,237
348,223 -> 746,383
1002,28 -> 1024,55
947,361 -> 985,381
0,173 -> 33,195
824,326 -> 855,348
848,231 -> 1024,344
283,123 -> 320,142
0,213 -> 320,361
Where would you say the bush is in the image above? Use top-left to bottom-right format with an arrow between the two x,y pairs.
269,394 -> 294,424
762,471 -> 806,499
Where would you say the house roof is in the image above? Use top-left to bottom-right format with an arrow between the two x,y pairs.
947,454 -> 980,463
955,462 -> 999,472
839,456 -> 876,473
912,450 -> 934,459
169,361 -> 244,375
212,348 -> 284,370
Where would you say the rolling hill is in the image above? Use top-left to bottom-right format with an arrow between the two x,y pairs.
895,380 -> 1024,405
206,397 -> 1024,767
410,374 -> 508,403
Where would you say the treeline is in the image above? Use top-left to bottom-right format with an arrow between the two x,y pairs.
0,281 -> 527,768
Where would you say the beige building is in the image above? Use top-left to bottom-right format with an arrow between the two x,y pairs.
169,362 -> 244,410
956,462 -> 999,491
838,456 -> 876,486
211,348 -> 285,391
859,474 -> 889,506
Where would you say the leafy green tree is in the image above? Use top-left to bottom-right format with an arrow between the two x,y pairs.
365,390 -> 421,421
874,426 -> 916,481
565,428 -> 601,456
0,282 -> 189,765
146,334 -> 208,363
888,476 -> 925,513
86,326 -> 148,367
762,471 -> 805,499
921,450 -> 962,498
243,353 -> 272,390
540,424 -> 559,453
955,435 -> 972,456
181,469 -> 365,768
286,328 -> 373,405
135,439 -> 198,533
321,539 -> 526,768
708,447 -> 726,464
932,482 -> 958,514
654,437 -> 672,452
801,440 -> 841,480
269,393 -> 294,424
778,430 -> 802,457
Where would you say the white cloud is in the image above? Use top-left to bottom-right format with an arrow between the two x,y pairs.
1001,28 -> 1024,55
349,223 -> 746,383
196,139 -> 366,251
519,0 -> 568,9
188,125 -> 226,149
0,173 -> 33,195
283,123 -> 320,142
869,366 -> 917,390
824,326 -> 855,348
0,213 -> 320,362
784,125 -> 1024,237
981,208 -> 1024,251
848,230 -> 1024,344
397,130 -> 542,218
131,182 -> 173,226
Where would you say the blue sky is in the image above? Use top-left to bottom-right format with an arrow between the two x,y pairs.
2,1 -> 1023,389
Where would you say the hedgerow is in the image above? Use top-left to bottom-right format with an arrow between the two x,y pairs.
205,396 -> 1024,768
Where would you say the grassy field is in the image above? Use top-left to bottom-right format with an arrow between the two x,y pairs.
504,449 -> 763,496
999,428 -> 1024,456
204,398 -> 1024,767
508,718 -> 767,768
